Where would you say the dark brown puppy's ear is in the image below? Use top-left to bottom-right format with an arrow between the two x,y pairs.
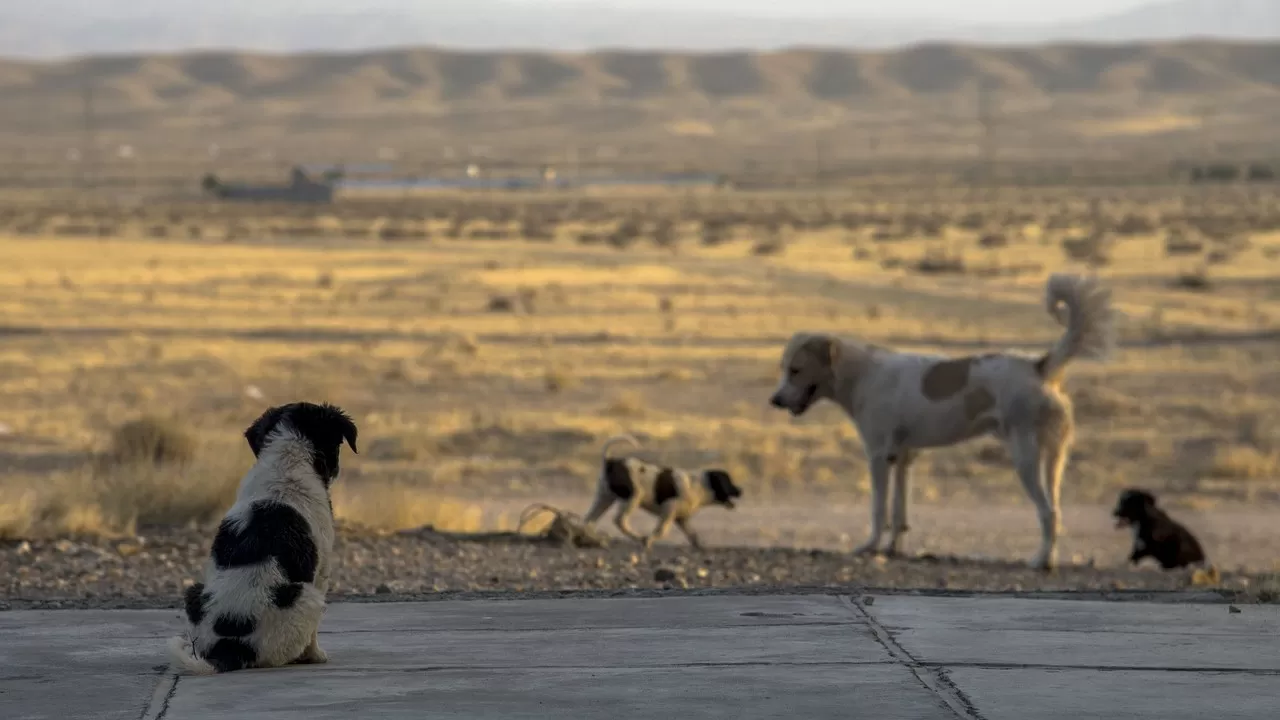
244,404 -> 290,457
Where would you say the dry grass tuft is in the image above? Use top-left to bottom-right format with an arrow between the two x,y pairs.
0,442 -> 242,539
1169,266 -> 1212,291
603,390 -> 647,418
1206,445 -> 1279,480
333,482 -> 484,534
101,416 -> 198,469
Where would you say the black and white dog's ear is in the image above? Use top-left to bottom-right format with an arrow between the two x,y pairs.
334,407 -> 358,455
705,469 -> 741,505
291,402 -> 359,455
244,404 -> 289,457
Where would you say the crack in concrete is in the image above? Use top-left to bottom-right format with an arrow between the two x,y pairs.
921,661 -> 1280,676
317,620 -> 860,635
138,674 -> 179,720
843,596 -> 987,720
259,660 -> 893,674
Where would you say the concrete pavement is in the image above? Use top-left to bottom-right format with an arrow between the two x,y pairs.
3,593 -> 1278,720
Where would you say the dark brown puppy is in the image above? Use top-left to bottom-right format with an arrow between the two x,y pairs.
1113,489 -> 1206,570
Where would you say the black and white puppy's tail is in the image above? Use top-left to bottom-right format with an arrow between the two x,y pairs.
600,433 -> 640,465
167,635 -> 219,676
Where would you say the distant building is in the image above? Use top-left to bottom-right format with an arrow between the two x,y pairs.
201,166 -> 335,203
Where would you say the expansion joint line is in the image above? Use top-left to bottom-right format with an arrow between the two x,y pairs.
841,595 -> 987,720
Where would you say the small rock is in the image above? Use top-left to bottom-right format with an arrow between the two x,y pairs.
15,541 -> 31,556
1191,566 -> 1221,587
654,568 -> 678,583
116,542 -> 142,558
375,583 -> 392,594
695,567 -> 709,579
244,385 -> 265,401
54,540 -> 75,553
181,578 -> 196,588
862,595 -> 875,606
662,578 -> 689,590
595,557 -> 606,569
1229,605 -> 1242,614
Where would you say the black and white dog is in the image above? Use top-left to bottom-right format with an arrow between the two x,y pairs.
582,434 -> 743,549
1113,488 -> 1206,570
168,402 -> 358,674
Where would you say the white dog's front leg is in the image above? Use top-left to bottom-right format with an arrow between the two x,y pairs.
854,455 -> 891,555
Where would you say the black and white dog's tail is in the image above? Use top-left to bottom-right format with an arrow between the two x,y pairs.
600,433 -> 640,465
167,635 -> 219,676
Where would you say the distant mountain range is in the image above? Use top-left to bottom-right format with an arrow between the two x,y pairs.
3,0 -> 1279,58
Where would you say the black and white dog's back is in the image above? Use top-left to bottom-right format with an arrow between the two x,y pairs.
169,402 -> 357,674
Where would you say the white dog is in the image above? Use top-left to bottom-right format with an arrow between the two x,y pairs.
167,401 -> 358,674
769,273 -> 1114,569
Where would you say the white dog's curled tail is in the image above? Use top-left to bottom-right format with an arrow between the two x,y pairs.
1037,273 -> 1115,383
600,433 -> 640,464
167,635 -> 218,676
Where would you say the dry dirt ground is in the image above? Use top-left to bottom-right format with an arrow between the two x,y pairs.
0,189 -> 1277,604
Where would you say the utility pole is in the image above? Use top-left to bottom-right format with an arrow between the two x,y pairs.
976,78 -> 999,201
814,135 -> 825,188
81,82 -> 97,193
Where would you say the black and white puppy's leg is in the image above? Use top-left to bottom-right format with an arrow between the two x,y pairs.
582,486 -> 616,527
885,449 -> 914,557
853,453 -> 892,555
612,496 -> 645,544
675,516 -> 702,550
643,503 -> 679,550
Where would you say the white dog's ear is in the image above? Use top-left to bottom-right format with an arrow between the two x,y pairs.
803,335 -> 840,368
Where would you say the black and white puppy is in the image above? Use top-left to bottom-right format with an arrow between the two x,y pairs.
582,434 -> 743,550
1113,488 -> 1206,570
167,402 -> 358,674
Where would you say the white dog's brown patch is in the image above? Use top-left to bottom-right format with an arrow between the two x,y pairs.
921,358 -> 974,400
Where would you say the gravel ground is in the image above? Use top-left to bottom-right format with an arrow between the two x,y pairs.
0,523 -> 1270,612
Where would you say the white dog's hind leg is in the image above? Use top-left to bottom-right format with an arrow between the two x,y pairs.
1009,432 -> 1056,570
854,456 -> 891,555
1042,440 -> 1068,536
885,451 -> 914,556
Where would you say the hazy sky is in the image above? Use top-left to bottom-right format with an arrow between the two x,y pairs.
511,0 -> 1160,23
